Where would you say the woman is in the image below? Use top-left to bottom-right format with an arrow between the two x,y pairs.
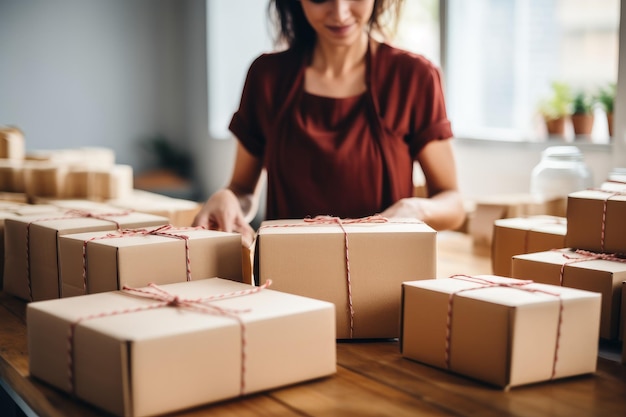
193,0 -> 465,246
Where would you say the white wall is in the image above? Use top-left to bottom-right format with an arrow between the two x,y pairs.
0,0 -> 194,172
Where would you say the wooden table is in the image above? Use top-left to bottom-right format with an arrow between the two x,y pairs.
1,232 -> 625,417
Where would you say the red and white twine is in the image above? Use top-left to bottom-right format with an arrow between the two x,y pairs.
25,209 -> 131,301
259,214 -> 391,338
445,275 -> 564,379
557,248 -> 626,286
588,189 -> 626,252
80,225 -> 204,292
66,279 -> 272,396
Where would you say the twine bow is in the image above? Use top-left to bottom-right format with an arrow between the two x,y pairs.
67,280 -> 272,396
80,225 -> 205,292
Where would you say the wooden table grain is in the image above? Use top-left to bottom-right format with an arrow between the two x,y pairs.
1,231 -> 625,417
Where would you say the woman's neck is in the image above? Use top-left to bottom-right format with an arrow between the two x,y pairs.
304,32 -> 370,98
310,32 -> 369,77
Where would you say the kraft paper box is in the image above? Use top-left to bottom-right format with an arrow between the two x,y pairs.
27,278 -> 336,417
3,210 -> 169,302
0,159 -> 25,192
469,193 -> 565,248
0,203 -> 64,287
256,218 -> 436,339
0,126 -> 25,160
621,281 -> 626,365
90,164 -> 134,200
401,275 -> 600,389
492,216 -> 567,277
566,189 -> 626,254
107,190 -> 201,227
59,226 -> 244,297
511,249 -> 626,340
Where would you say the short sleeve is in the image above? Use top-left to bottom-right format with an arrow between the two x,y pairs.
228,55 -> 270,158
408,63 -> 453,158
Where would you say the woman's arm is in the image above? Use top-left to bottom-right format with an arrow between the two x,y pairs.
380,139 -> 466,231
192,142 -> 264,246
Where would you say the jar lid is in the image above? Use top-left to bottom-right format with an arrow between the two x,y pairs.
541,146 -> 583,161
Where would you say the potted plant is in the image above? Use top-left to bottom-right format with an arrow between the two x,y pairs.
538,81 -> 572,138
595,82 -> 616,138
570,90 -> 594,138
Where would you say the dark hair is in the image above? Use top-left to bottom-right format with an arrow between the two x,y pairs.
268,0 -> 405,50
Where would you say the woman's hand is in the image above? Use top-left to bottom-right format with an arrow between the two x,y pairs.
193,188 -> 256,247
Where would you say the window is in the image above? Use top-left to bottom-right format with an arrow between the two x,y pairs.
392,0 -> 620,143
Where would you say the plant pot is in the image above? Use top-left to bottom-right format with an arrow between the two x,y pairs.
545,117 -> 567,138
607,112 -> 614,138
571,113 -> 594,138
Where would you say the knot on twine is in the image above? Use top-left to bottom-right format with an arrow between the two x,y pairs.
557,248 -> 626,285
82,225 -> 208,292
303,214 -> 389,226
67,280 -> 272,397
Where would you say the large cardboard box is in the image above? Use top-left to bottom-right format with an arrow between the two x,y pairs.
401,275 -> 600,389
27,278 -> 336,417
59,226 -> 244,297
492,216 -> 567,277
511,249 -> 626,340
3,210 -> 169,301
566,189 -> 626,254
256,217 -> 436,339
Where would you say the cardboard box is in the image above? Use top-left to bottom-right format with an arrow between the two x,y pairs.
620,280 -> 625,343
401,275 -> 600,389
492,216 -> 567,277
511,249 -> 626,340
3,210 -> 169,301
256,217 -> 436,339
107,190 -> 201,227
59,226 -> 244,297
468,193 -> 566,248
27,278 -> 336,417
566,189 -> 626,254
0,159 -> 25,192
0,126 -> 25,160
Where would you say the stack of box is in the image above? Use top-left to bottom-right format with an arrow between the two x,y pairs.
255,217 -> 436,339
511,188 -> 626,342
3,208 -> 170,301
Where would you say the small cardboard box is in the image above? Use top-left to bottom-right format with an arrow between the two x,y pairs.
3,210 -> 169,301
511,249 -> 626,340
59,226 -> 244,297
256,218 -> 436,339
469,193 -> 566,248
401,275 -> 600,389
492,216 -> 567,277
566,189 -> 626,254
27,278 -> 336,417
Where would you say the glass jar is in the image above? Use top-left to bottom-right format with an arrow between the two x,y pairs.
530,146 -> 593,199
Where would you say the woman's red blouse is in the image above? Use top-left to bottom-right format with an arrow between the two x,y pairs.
229,42 -> 453,220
